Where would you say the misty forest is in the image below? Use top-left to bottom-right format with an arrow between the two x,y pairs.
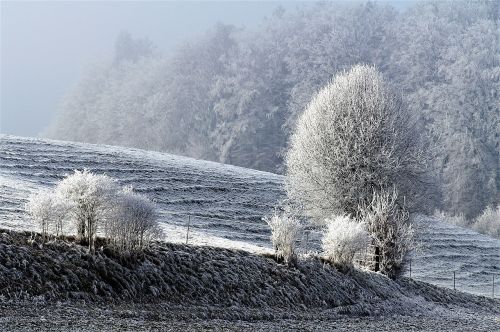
47,1 -> 499,223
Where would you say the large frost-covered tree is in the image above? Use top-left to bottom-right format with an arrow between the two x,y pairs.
286,65 -> 429,220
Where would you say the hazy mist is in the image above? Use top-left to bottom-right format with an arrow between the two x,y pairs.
1,0 -> 316,136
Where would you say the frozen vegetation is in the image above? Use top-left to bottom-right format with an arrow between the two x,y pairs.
263,209 -> 301,266
0,226 -> 498,328
46,0 -> 499,224
285,66 -> 421,279
0,135 -> 498,300
0,135 -> 283,253
436,207 -> 500,240
1,303 -> 499,332
321,215 -> 370,267
0,135 -> 499,330
0,226 -> 499,331
1,1 -> 498,330
26,170 -> 163,253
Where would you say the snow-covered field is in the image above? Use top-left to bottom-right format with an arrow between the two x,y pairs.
1,135 -> 498,298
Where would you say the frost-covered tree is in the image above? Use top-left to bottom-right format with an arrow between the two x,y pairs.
361,188 -> 414,279
106,188 -> 163,252
389,1 -> 499,219
114,31 -> 155,64
420,19 -> 499,219
24,171 -> 161,253
55,170 -> 118,252
25,190 -> 54,239
322,215 -> 370,267
25,190 -> 69,240
264,209 -> 301,265
45,31 -> 169,152
286,65 -> 429,221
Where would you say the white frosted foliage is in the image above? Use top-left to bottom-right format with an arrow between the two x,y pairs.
264,210 -> 301,265
286,65 -> 427,221
322,215 -> 370,266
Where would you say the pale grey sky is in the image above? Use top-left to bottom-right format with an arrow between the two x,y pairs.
0,1 -> 414,137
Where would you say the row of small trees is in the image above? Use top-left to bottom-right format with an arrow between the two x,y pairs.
25,170 -> 162,253
266,65 -> 420,279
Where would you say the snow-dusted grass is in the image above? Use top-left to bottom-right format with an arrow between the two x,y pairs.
0,134 -> 283,251
2,302 -> 499,332
410,216 -> 500,298
0,135 -> 499,298
0,228 -> 498,320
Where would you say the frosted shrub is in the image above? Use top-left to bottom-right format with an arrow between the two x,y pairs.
25,191 -> 55,239
361,188 -> 414,279
264,210 -> 301,265
435,207 -> 500,239
322,215 -> 370,267
472,205 -> 500,239
107,189 -> 163,252
24,170 -> 162,254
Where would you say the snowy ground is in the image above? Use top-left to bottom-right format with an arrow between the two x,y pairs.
1,135 -> 499,298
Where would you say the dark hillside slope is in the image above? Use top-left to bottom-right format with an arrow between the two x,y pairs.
0,229 -> 499,318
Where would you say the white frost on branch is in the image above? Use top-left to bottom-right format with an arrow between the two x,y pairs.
361,188 -> 414,279
286,65 -> 428,221
106,189 -> 163,252
24,169 -> 162,254
54,169 -> 119,252
264,209 -> 301,265
25,190 -> 70,239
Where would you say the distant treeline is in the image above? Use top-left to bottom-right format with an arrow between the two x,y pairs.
46,1 -> 499,220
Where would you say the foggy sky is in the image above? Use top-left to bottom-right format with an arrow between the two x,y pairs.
0,1 -> 414,137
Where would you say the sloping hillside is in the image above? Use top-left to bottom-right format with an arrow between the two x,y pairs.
0,135 -> 284,252
410,217 -> 500,298
0,229 -> 499,313
1,230 -> 498,332
0,135 -> 498,298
